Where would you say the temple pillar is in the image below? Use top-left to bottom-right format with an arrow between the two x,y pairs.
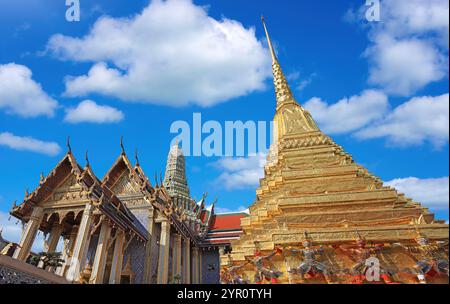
90,220 -> 111,284
184,238 -> 191,284
191,246 -> 198,283
143,209 -> 157,284
65,204 -> 94,282
39,222 -> 63,270
157,220 -> 170,284
198,248 -> 203,284
56,225 -> 78,276
173,234 -> 182,281
109,230 -> 125,284
13,206 -> 44,261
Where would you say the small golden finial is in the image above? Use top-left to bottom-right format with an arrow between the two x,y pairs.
120,136 -> 125,155
135,149 -> 140,166
25,189 -> 29,198
85,150 -> 90,168
261,15 -> 277,62
12,200 -> 17,209
40,172 -> 45,183
67,136 -> 72,153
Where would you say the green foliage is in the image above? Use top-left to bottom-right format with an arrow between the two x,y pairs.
30,251 -> 65,269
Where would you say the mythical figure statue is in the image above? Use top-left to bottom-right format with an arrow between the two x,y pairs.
287,231 -> 333,283
337,231 -> 395,284
247,243 -> 283,284
220,255 -> 249,284
394,230 -> 449,284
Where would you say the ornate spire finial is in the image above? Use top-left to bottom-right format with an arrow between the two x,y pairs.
261,15 -> 277,62
85,150 -> 90,168
135,148 -> 140,166
120,136 -> 125,155
67,136 -> 72,153
40,172 -> 45,183
25,188 -> 29,198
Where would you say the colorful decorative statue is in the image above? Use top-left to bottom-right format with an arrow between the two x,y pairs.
288,231 -> 333,283
394,231 -> 449,284
221,255 -> 249,284
338,231 -> 395,284
247,242 -> 283,284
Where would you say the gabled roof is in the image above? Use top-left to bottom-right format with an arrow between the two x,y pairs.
10,151 -> 83,220
11,150 -> 148,241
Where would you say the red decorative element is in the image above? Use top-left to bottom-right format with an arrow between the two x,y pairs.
271,278 -> 278,283
275,247 -> 283,254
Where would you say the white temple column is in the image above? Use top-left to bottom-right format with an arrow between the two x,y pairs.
184,238 -> 191,284
109,230 -> 125,284
56,225 -> 78,276
90,220 -> 111,284
157,220 -> 171,284
191,246 -> 198,283
143,208 -> 157,284
13,206 -> 44,261
173,234 -> 182,281
65,204 -> 94,282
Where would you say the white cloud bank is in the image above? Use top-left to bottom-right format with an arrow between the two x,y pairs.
47,0 -> 271,107
304,92 -> 449,147
355,0 -> 449,96
386,177 -> 449,210
212,153 -> 266,190
304,90 -> 389,134
64,100 -> 124,124
0,63 -> 58,117
355,93 -> 449,147
0,132 -> 61,156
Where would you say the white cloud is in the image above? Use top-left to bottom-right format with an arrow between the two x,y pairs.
385,177 -> 449,210
0,63 -> 58,117
64,99 -> 124,124
0,211 -> 45,253
47,0 -> 271,107
212,153 -> 267,190
304,90 -> 389,134
350,0 -> 449,96
365,35 -> 446,96
0,132 -> 61,156
214,206 -> 249,214
355,93 -> 449,147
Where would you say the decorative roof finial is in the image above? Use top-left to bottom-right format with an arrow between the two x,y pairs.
67,136 -> 72,153
85,150 -> 90,168
154,172 -> 159,187
25,189 -> 29,198
12,200 -> 17,209
261,15 -> 278,63
135,148 -> 140,166
120,136 -> 125,155
40,172 -> 45,183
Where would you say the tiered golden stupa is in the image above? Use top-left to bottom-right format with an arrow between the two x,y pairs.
221,18 -> 449,284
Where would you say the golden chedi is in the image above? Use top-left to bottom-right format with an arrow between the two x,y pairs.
221,17 -> 449,284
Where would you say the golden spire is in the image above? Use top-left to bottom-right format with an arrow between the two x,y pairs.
261,16 -> 277,62
261,16 -> 296,110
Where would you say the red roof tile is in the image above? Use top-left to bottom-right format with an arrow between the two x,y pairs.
209,213 -> 247,232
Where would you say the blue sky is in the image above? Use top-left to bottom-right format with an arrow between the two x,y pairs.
0,0 -> 448,245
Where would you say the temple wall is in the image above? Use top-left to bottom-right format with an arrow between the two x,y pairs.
124,238 -> 146,284
201,249 -> 220,284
